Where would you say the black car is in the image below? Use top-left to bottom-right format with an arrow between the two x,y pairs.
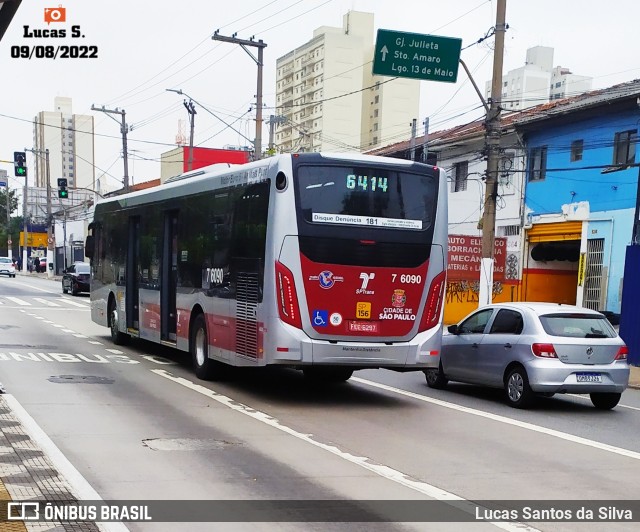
62,262 -> 90,295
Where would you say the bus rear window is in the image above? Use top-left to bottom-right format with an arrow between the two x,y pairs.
296,165 -> 436,231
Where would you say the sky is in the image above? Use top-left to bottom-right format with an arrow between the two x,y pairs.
1,0 -> 640,195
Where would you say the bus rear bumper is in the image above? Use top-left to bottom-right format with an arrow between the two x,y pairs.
271,323 -> 441,370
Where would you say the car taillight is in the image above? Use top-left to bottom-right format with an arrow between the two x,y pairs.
418,270 -> 446,332
615,345 -> 628,360
275,261 -> 302,329
532,343 -> 558,358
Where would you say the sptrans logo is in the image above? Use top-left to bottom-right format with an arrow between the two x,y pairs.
44,5 -> 66,24
357,272 -> 375,294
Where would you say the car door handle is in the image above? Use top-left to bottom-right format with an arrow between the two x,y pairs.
504,343 -> 512,349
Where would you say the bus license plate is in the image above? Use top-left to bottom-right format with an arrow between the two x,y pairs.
576,373 -> 602,383
349,321 -> 379,333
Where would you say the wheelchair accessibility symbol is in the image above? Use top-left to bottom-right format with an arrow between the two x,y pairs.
312,309 -> 328,327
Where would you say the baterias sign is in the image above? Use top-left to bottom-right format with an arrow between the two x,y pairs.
447,235 -> 506,281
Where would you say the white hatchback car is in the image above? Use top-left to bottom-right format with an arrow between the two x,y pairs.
0,257 -> 16,278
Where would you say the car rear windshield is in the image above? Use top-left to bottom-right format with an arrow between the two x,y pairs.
76,264 -> 90,274
539,313 -> 617,338
0,258 -> 11,264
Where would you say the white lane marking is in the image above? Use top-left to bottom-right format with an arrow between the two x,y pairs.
4,394 -> 129,532
5,296 -> 30,306
566,393 -> 640,412
62,329 -> 75,333
352,377 -> 640,461
58,298 -> 89,308
73,334 -> 88,338
33,297 -> 61,307
88,341 -> 103,345
141,355 -> 177,365
106,349 -> 124,355
152,369 -> 537,532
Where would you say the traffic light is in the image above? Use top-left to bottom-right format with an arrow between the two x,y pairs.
57,177 -> 68,199
13,151 -> 27,177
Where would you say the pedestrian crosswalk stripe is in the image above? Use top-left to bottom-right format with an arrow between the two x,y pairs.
5,296 -> 30,306
0,296 -> 89,308
57,298 -> 88,308
33,297 -> 61,307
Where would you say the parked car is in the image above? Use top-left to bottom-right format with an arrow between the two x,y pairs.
0,256 -> 16,278
425,302 -> 630,410
40,257 -> 47,272
62,262 -> 91,295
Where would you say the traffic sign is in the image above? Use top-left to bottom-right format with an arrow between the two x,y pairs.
0,181 -> 7,187
372,29 -> 462,83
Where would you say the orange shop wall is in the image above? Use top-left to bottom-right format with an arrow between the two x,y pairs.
521,268 -> 578,305
443,280 -> 521,325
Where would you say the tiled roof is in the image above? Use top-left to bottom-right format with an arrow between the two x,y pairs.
367,79 -> 640,156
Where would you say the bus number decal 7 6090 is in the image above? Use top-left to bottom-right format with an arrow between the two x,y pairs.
391,274 -> 422,284
204,267 -> 225,285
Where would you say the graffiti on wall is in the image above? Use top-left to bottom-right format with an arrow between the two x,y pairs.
446,280 -> 504,303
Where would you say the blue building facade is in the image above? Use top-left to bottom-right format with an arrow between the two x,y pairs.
518,83 -> 640,313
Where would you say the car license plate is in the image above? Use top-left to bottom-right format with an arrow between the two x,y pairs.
576,373 -> 602,383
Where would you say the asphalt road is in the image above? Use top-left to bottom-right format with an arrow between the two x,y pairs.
1,275 -> 640,532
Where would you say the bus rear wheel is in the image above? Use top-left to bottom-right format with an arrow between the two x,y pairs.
191,314 -> 221,380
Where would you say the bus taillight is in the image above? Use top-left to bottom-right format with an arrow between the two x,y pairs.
418,270 -> 446,332
275,261 -> 302,329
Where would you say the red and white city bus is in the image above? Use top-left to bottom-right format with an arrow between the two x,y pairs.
85,153 -> 448,381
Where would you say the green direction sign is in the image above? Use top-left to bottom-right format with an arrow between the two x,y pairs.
373,29 -> 462,83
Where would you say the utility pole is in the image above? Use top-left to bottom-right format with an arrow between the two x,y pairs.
267,115 -> 286,155
63,209 -> 67,270
422,117 -> 430,163
479,0 -> 507,307
409,119 -> 417,161
26,147 -> 53,278
2,170 -> 10,259
91,105 -> 130,192
22,166 -> 28,276
184,100 -> 197,171
212,31 -> 267,160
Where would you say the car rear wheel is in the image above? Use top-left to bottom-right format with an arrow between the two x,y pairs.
424,362 -> 448,389
62,283 -> 68,294
505,366 -> 534,408
589,392 -> 621,410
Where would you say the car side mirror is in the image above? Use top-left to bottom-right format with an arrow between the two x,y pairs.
447,324 -> 459,335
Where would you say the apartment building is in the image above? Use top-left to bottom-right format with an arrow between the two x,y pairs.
33,96 -> 95,192
485,46 -> 593,110
274,11 -> 419,153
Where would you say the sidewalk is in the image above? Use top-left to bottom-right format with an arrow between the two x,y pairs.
629,365 -> 640,389
17,271 -> 62,281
